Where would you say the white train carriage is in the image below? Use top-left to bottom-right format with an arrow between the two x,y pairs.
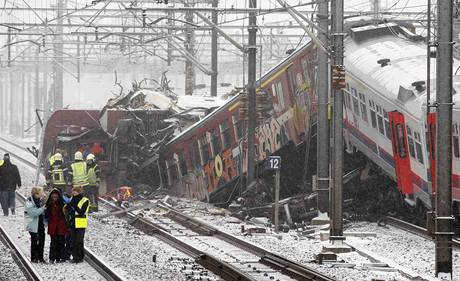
342,21 -> 460,210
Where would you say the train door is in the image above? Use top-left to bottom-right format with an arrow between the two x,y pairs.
388,111 -> 414,195
427,112 -> 436,195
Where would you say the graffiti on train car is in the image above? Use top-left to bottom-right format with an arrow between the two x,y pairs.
256,109 -> 293,160
203,148 -> 238,193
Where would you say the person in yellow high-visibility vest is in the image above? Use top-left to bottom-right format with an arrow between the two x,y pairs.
68,152 -> 89,189
85,154 -> 100,212
68,186 -> 90,263
47,153 -> 68,192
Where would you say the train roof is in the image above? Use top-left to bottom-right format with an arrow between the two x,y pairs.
345,22 -> 460,118
165,39 -> 314,146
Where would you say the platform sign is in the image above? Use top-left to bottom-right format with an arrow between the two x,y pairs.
265,156 -> 281,170
265,156 -> 281,233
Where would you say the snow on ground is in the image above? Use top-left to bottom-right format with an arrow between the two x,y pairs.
87,207 -> 220,281
0,237 -> 27,281
0,207 -> 104,281
137,196 -> 460,280
346,222 -> 460,280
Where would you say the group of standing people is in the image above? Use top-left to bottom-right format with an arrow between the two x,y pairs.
24,149 -> 100,264
25,185 -> 90,263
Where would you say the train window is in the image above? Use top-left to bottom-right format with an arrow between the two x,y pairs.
344,90 -> 352,110
370,108 -> 377,129
383,110 -> 391,139
454,124 -> 459,158
210,128 -> 221,156
415,142 -> 424,164
166,158 -> 179,184
232,114 -> 244,141
396,124 -> 407,158
351,87 -> 357,97
177,150 -> 188,176
408,137 -> 416,159
220,120 -> 232,150
191,141 -> 200,168
454,136 -> 460,158
352,97 -> 360,117
377,115 -> 385,135
359,93 -> 368,123
273,82 -> 285,110
406,126 -> 425,164
199,135 -> 210,165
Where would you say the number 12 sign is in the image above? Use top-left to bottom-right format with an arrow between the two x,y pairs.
265,156 -> 281,170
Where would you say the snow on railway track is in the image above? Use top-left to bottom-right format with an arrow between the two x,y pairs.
100,197 -> 335,281
2,141 -> 220,281
0,198 -> 109,281
0,220 -> 41,281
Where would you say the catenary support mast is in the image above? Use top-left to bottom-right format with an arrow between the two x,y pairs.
435,0 -> 454,278
316,0 -> 330,216
330,0 -> 345,240
246,0 -> 258,188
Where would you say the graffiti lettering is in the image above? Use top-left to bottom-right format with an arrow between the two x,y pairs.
203,149 -> 237,193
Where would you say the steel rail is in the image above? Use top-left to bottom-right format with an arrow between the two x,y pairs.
0,223 -> 44,281
0,136 -> 37,170
98,197 -> 256,281
14,193 -> 125,281
385,216 -> 460,249
160,203 -> 335,281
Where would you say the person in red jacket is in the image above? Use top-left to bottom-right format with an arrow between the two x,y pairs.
45,189 -> 69,263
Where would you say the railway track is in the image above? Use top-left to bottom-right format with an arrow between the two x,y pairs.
0,141 -> 125,281
0,221 -> 43,281
0,136 -> 37,169
385,216 -> 460,249
100,197 -> 334,281
14,192 -> 125,281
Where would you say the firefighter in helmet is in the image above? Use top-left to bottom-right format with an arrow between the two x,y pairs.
68,151 -> 88,190
47,152 -> 68,192
85,154 -> 100,212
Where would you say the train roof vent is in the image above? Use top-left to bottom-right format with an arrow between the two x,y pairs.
377,58 -> 390,67
412,81 -> 426,93
397,86 -> 415,103
350,22 -> 399,42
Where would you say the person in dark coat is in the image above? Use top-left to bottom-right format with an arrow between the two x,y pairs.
0,154 -> 21,216
68,186 -> 90,263
45,189 -> 69,263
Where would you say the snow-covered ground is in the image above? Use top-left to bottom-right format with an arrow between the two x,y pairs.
133,196 -> 460,281
87,207 -> 220,281
0,236 -> 28,281
0,207 -> 105,281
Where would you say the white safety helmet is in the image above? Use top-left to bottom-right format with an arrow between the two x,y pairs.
54,153 -> 63,162
86,153 -> 95,161
74,151 -> 83,161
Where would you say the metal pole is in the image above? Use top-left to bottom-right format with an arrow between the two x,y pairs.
210,0 -> 219,97
34,49 -> 40,144
184,6 -> 195,96
246,0 -> 258,188
316,0 -> 330,217
274,169 -> 280,233
9,71 -> 14,136
435,0 -> 454,277
7,28 -> 11,67
21,70 -> 25,139
52,0 -> 64,110
330,0 -> 345,240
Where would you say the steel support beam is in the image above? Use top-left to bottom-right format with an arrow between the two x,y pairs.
435,0 -> 454,278
330,0 -> 345,239
316,0 -> 330,215
246,0 -> 257,189
210,0 -> 218,97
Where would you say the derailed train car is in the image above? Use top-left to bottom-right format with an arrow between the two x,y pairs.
161,42 -> 318,202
